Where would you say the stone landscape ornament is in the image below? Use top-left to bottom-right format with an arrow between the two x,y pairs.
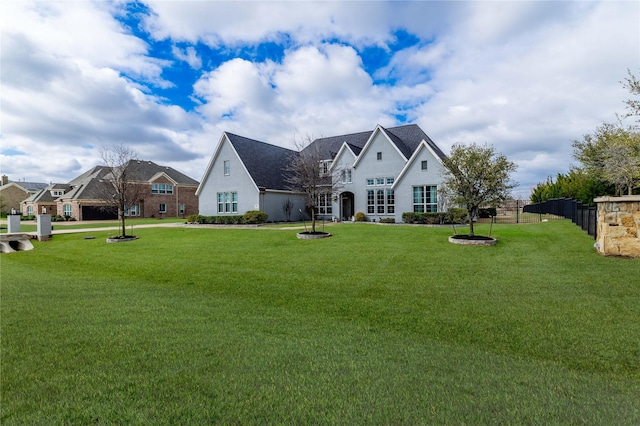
448,234 -> 497,246
296,231 -> 332,240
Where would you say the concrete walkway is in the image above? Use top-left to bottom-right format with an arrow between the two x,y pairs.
1,220 -> 185,237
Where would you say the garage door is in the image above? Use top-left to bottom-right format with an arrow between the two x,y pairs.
82,206 -> 117,220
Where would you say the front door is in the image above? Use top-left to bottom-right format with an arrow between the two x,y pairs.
341,192 -> 354,221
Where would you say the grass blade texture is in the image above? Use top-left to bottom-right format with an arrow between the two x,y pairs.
1,221 -> 639,424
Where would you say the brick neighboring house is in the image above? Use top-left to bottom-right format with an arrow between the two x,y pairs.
22,161 -> 199,220
21,183 -> 70,216
0,175 -> 48,215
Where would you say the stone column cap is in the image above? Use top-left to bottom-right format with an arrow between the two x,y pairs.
594,195 -> 640,203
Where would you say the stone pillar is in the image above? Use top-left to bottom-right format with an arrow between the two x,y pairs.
593,195 -> 640,258
7,215 -> 21,233
36,214 -> 52,242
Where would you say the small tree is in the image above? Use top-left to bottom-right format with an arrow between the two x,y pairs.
285,137 -> 342,233
97,144 -> 144,238
441,142 -> 517,236
573,122 -> 640,196
281,198 -> 294,222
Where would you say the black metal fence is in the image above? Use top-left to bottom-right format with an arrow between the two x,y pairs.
476,200 -> 559,225
523,198 -> 597,238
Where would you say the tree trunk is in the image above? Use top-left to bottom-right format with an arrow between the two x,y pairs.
468,207 -> 477,236
311,209 -> 316,233
120,212 -> 126,237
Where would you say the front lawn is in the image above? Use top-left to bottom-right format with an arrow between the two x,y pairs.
1,221 -> 638,424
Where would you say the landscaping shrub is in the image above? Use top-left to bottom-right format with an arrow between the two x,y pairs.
446,208 -> 468,224
402,212 -> 444,224
479,208 -> 497,218
403,210 -> 468,224
186,214 -> 245,224
242,210 -> 268,224
187,214 -> 203,223
355,211 -> 367,222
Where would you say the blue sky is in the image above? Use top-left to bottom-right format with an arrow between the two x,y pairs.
1,1 -> 638,196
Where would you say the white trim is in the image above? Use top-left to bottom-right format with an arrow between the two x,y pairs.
328,142 -> 357,171
196,132 -> 261,196
149,172 -> 179,185
352,125 -> 408,168
392,140 -> 446,190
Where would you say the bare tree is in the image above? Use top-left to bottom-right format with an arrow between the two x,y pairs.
281,198 -> 294,222
285,136 -> 342,233
441,142 -> 517,236
97,144 -> 144,238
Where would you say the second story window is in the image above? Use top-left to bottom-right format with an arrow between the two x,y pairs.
319,160 -> 332,177
224,160 -> 230,176
377,152 -> 382,161
152,183 -> 174,194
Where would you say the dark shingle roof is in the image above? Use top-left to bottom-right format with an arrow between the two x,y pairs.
305,124 -> 446,162
226,133 -> 298,191
3,181 -> 48,192
384,124 -> 447,161
221,124 -> 444,192
61,161 -> 199,201
124,160 -> 199,185
304,130 -> 372,159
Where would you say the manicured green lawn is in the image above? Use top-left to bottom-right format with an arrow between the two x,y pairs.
1,221 -> 639,424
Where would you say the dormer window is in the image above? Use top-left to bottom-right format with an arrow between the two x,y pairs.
51,190 -> 64,197
152,183 -> 174,194
319,160 -> 332,177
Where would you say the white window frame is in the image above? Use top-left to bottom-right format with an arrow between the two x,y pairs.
159,203 -> 167,213
316,193 -> 332,216
224,160 -> 230,176
413,185 -> 438,213
217,192 -> 238,214
125,204 -> 140,217
63,204 -> 72,217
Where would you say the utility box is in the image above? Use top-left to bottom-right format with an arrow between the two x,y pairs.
7,215 -> 21,233
37,214 -> 52,241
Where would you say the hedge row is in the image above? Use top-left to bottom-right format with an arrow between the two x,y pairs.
402,208 -> 468,224
187,210 -> 268,225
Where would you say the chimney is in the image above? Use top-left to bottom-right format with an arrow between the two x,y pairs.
1,175 -> 8,185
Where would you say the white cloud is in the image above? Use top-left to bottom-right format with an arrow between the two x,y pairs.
172,45 -> 202,69
1,0 -> 637,196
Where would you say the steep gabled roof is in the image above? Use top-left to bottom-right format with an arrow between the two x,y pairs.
304,129 -> 372,159
306,124 -> 446,163
23,183 -> 72,203
384,124 -> 447,162
226,132 -> 298,191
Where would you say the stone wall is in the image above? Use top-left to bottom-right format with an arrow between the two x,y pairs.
594,195 -> 640,258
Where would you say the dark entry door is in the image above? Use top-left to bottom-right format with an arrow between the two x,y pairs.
341,192 -> 354,221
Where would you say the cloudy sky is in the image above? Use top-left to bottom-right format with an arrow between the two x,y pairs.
1,1 -> 638,196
